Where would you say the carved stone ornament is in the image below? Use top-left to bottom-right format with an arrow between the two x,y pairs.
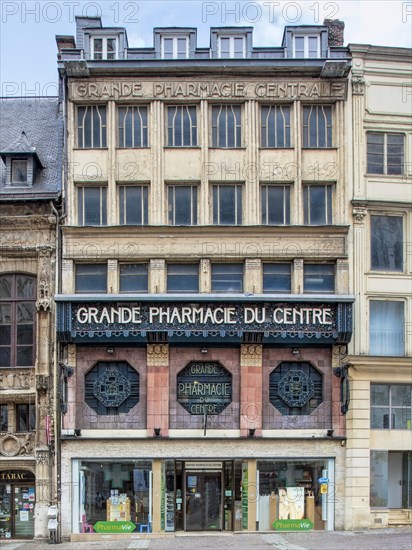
147,344 -> 169,367
36,374 -> 50,392
0,370 -> 34,390
240,344 -> 263,368
36,280 -> 51,312
35,450 -> 49,464
352,206 -> 367,225
352,75 -> 366,95
0,433 -> 34,457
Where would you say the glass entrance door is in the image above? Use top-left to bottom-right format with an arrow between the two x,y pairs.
185,472 -> 222,531
0,484 -> 35,539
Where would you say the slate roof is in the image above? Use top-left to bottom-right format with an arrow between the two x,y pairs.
0,97 -> 63,200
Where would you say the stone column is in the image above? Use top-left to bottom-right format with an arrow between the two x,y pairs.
146,344 -> 169,437
151,459 -> 162,533
240,344 -> 262,437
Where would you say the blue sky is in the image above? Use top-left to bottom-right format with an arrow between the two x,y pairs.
1,1 -> 411,97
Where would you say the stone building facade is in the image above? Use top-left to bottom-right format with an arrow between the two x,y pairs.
345,44 -> 412,529
55,17 -> 353,540
0,97 -> 62,539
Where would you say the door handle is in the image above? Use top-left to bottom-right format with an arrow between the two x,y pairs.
398,480 -> 402,486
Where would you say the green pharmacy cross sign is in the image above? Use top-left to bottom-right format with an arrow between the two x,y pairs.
93,521 -> 136,533
273,519 -> 313,531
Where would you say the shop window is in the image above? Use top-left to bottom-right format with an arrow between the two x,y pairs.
119,264 -> 148,293
161,36 -> 189,59
168,185 -> 198,225
261,106 -> 291,148
211,263 -> 243,293
85,361 -> 139,415
263,263 -> 292,293
119,185 -> 148,225
11,159 -> 28,184
75,264 -> 107,293
167,106 -> 197,147
78,186 -> 107,226
212,105 -> 241,148
303,184 -> 332,225
369,300 -> 404,356
303,105 -> 332,148
371,215 -> 403,272
371,384 -> 412,430
167,264 -> 199,293
118,106 -> 148,148
0,404 -> 8,431
261,184 -> 290,225
293,35 -> 320,58
303,264 -> 335,293
0,274 -> 36,368
218,36 -> 245,58
270,362 -> 323,416
212,184 -> 242,225
367,132 -> 404,175
91,37 -> 117,60
77,105 -> 107,148
16,403 -> 35,432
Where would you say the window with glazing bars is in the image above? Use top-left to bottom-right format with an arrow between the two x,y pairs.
162,36 -> 189,59
168,185 -> 198,225
119,185 -> 148,225
78,186 -> 107,226
92,37 -> 117,60
167,106 -> 197,147
367,133 -> 404,175
261,185 -> 291,225
303,105 -> 332,148
303,184 -> 332,225
119,264 -> 148,292
261,106 -> 291,147
212,105 -> 241,147
118,106 -> 148,147
213,184 -> 242,225
77,105 -> 107,148
218,36 -> 245,58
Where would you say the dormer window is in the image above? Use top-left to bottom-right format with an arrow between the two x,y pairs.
161,36 -> 189,59
218,36 -> 245,58
293,35 -> 320,58
92,36 -> 117,60
11,159 -> 28,184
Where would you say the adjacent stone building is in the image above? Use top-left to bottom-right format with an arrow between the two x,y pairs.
55,17 -> 354,540
0,97 -> 62,539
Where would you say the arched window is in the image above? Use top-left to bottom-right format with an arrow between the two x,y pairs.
0,274 -> 36,367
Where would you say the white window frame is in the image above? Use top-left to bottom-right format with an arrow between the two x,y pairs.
161,35 -> 189,59
218,35 -> 246,58
91,36 -> 118,60
292,34 -> 320,58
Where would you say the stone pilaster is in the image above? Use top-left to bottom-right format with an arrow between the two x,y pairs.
240,344 -> 262,437
146,344 -> 169,436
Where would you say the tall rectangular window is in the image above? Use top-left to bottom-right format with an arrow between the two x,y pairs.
212,105 -> 241,148
213,184 -> 242,225
16,403 -> 35,432
303,185 -> 332,225
0,405 -> 7,431
167,264 -> 199,293
371,215 -> 403,272
118,106 -> 148,147
119,185 -> 148,225
218,36 -> 245,58
303,105 -> 332,148
162,36 -> 189,59
263,264 -> 292,293
168,185 -> 197,225
371,385 -> 412,430
0,274 -> 36,368
119,264 -> 148,293
370,301 -> 404,356
77,105 -> 107,148
261,185 -> 290,225
211,264 -> 243,293
78,186 -> 107,226
367,133 -> 404,175
75,264 -> 107,293
303,264 -> 335,293
167,106 -> 197,147
261,105 -> 291,147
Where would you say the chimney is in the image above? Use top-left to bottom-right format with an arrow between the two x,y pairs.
324,19 -> 345,47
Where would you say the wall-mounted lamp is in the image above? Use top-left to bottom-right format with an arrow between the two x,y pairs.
292,348 -> 300,356
326,429 -> 334,438
154,428 -> 161,437
248,428 -> 256,438
201,348 -> 208,354
106,347 -> 114,354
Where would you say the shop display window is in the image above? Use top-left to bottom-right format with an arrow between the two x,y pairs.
79,460 -> 152,531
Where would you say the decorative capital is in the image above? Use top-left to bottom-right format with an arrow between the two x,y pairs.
240,344 -> 263,368
147,344 -> 169,367
352,206 -> 367,225
352,75 -> 366,95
